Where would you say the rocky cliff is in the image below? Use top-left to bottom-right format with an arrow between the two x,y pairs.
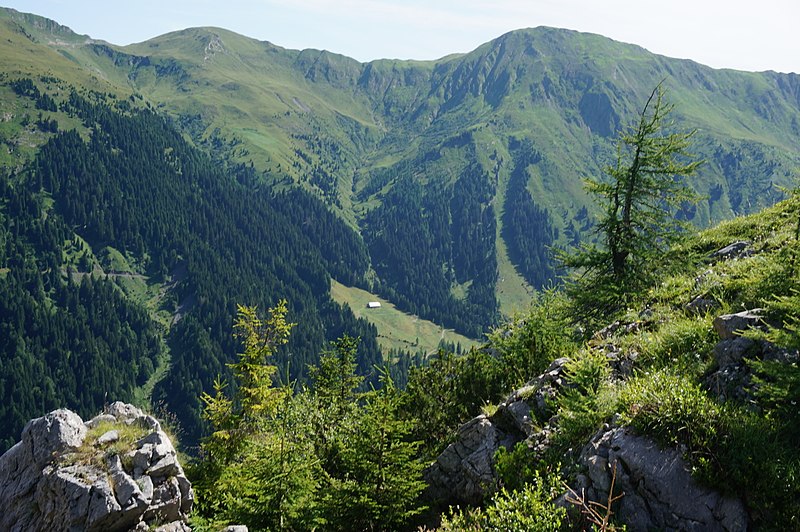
0,402 -> 193,532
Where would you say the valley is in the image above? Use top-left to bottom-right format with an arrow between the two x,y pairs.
2,4 -> 800,448
330,279 -> 478,355
0,9 -> 799,528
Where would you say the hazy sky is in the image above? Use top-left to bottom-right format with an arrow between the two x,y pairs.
4,0 -> 799,73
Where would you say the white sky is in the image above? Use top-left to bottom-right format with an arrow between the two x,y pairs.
4,0 -> 799,73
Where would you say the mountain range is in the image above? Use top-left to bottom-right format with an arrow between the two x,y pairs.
1,5 -> 799,448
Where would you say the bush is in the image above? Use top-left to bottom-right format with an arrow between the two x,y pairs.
555,349 -> 617,449
494,442 -> 543,492
618,370 -> 721,454
487,289 -> 577,386
439,471 -> 567,532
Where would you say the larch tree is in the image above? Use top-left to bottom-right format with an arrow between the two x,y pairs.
561,82 -> 701,323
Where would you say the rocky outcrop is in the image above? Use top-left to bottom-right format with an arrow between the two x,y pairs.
575,426 -> 748,531
424,415 -> 499,505
0,402 -> 193,532
713,308 -> 765,340
424,357 -> 569,505
706,309 -> 798,401
426,344 -> 751,529
710,240 -> 753,261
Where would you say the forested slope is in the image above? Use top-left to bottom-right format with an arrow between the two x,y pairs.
2,6 -> 800,456
0,84 -> 382,449
0,169 -> 162,450
4,7 -> 799,331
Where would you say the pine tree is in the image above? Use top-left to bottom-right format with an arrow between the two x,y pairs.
310,334 -> 363,419
199,302 -> 294,464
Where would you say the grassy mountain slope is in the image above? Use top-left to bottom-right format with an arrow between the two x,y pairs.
330,279 -> 478,355
466,190 -> 800,529
3,9 -> 799,330
2,6 -> 800,455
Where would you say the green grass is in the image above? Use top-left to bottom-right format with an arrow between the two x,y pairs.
60,418 -> 150,469
99,246 -> 133,273
493,162 -> 536,315
330,279 -> 479,355
131,338 -> 172,411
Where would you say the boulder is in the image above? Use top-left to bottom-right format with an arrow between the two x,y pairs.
705,362 -> 752,403
97,429 -> 121,446
710,241 -> 753,261
686,295 -> 719,314
706,309 -> 799,402
713,336 -> 757,367
86,413 -> 118,429
425,358 -> 570,505
0,403 -> 193,532
575,427 -> 748,531
106,401 -> 145,421
713,309 -> 765,340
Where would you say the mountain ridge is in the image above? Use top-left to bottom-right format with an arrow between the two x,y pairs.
4,6 -> 800,319
1,5 -> 800,452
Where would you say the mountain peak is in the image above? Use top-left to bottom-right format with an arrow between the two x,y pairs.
0,7 -> 91,46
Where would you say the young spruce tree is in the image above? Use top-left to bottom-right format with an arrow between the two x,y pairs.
194,302 -> 322,531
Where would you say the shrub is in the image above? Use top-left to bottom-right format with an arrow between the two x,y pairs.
555,349 -> 617,450
487,288 -> 577,386
618,370 -> 721,454
439,471 -> 567,532
494,442 -> 543,492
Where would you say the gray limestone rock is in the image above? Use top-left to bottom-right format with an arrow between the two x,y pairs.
109,453 -> 147,510
711,240 -> 753,261
105,401 -> 145,422
706,308 -> 797,402
148,453 -> 180,478
424,415 -> 499,505
575,427 -> 748,531
714,336 -> 757,367
146,476 -> 183,523
97,429 -> 121,446
154,522 -> 192,532
85,413 -> 118,429
713,309 -> 765,340
425,358 -> 570,505
686,295 -> 719,314
131,444 -> 154,472
27,409 -> 87,466
137,474 -> 155,501
140,414 -> 162,432
0,403 -> 193,532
